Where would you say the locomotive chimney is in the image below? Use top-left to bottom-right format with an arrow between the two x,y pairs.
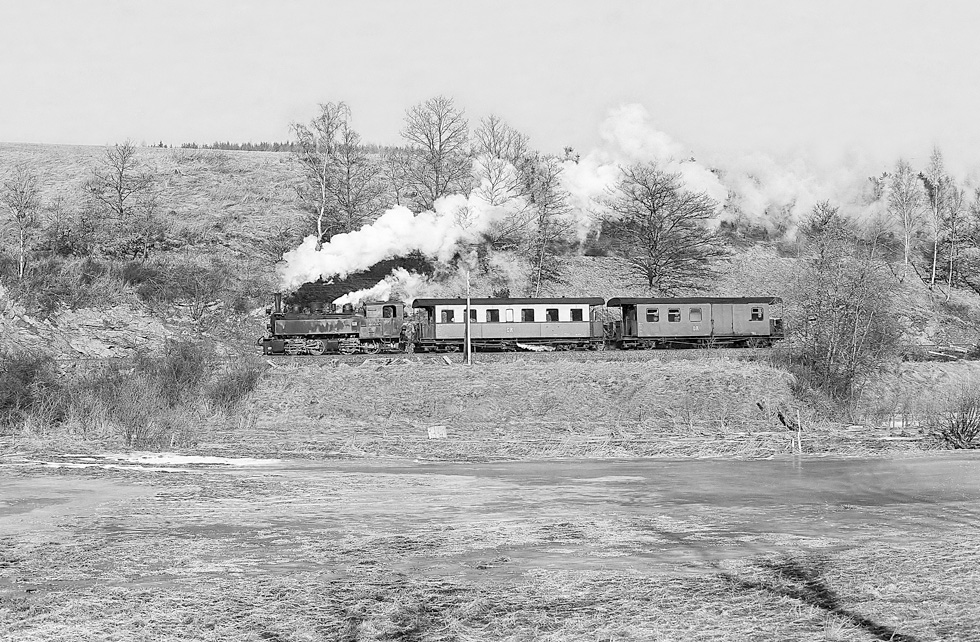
274,292 -> 282,313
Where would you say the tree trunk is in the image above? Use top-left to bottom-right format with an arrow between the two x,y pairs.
902,228 -> 911,283
18,228 -> 26,280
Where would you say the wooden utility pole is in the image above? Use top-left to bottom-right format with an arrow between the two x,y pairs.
464,271 -> 472,365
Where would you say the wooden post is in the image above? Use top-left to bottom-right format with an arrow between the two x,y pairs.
796,409 -> 803,453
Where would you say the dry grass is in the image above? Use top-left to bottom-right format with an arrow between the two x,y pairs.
202,354 -> 931,460
0,143 -> 302,234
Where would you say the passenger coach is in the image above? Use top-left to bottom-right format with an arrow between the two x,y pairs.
606,297 -> 784,348
406,297 -> 606,352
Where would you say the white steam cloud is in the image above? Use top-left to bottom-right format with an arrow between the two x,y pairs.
562,103 -> 890,238
278,188 -> 525,291
560,104 -> 729,238
331,268 -> 432,307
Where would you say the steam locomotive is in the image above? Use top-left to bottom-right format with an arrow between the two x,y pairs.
257,293 -> 784,355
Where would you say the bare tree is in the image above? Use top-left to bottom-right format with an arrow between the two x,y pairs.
1,164 -> 42,280
961,188 -> 980,295
401,95 -> 472,210
945,184 -> 966,296
257,221 -> 304,267
39,195 -> 76,256
87,141 -> 162,259
474,114 -> 529,162
887,159 -> 924,281
292,102 -> 351,245
603,162 -> 727,293
920,148 -> 951,290
472,114 -> 529,207
331,121 -> 387,233
379,146 -> 413,207
88,141 -> 154,221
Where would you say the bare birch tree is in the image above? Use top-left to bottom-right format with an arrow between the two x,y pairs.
887,159 -> 924,281
1,165 -> 42,280
920,148 -> 951,290
292,102 -> 350,246
401,96 -> 472,210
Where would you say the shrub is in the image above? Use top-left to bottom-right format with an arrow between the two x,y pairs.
0,350 -> 63,431
134,339 -> 215,404
781,203 -> 903,409
2,339 -> 263,446
121,260 -> 163,287
205,360 -> 266,411
929,392 -> 980,449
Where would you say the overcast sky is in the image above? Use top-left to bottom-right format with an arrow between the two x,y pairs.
3,0 -> 979,173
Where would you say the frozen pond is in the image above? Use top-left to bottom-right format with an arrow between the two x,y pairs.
3,452 -> 977,578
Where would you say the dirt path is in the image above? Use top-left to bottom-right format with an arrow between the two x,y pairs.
2,453 -> 979,640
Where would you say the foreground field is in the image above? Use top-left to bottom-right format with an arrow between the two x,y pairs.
2,453 -> 978,641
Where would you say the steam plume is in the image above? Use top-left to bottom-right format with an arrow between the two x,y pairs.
278,189 -> 523,291
331,268 -> 433,306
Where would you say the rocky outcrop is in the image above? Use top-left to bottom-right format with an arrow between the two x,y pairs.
1,297 -> 170,358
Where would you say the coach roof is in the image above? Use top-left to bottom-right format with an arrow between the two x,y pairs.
413,297 -> 605,308
606,297 -> 781,306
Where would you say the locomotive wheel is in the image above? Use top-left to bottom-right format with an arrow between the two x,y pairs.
308,340 -> 326,356
362,341 -> 381,355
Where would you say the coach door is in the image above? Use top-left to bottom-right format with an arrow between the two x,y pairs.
711,304 -> 734,338
623,305 -> 638,337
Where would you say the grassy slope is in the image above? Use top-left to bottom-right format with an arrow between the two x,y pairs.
0,143 -> 303,234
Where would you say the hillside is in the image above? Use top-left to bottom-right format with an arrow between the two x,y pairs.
2,142 -> 980,358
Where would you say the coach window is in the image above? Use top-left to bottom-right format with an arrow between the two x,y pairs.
667,308 -> 681,323
571,308 -> 584,322
440,310 -> 455,323
486,309 -> 500,322
505,308 -> 514,322
521,308 -> 535,322
469,309 -> 478,322
645,308 -> 660,323
690,308 -> 703,322
751,307 -> 764,321
383,305 -> 396,319
546,308 -> 559,322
